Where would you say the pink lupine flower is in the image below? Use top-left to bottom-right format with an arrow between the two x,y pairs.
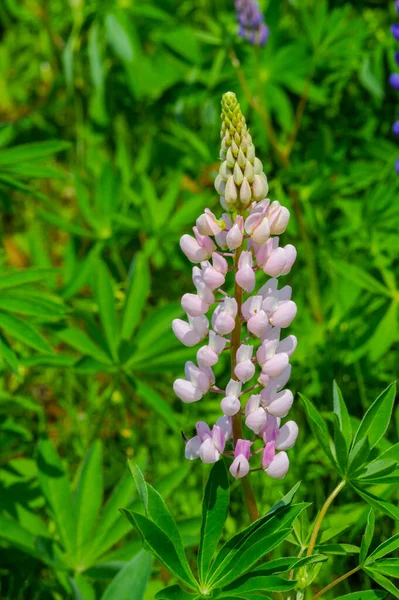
245,199 -> 271,245
234,344 -> 255,382
241,295 -> 269,337
221,379 -> 242,416
230,439 -> 252,479
172,314 -> 209,347
259,279 -> 297,327
255,238 -> 297,277
180,227 -> 216,262
245,394 -> 267,433
173,361 -> 214,403
212,297 -> 238,335
196,209 -> 225,236
185,417 -> 232,462
261,387 -> 294,418
174,92 -> 298,483
260,416 -> 298,478
267,201 -> 290,235
197,331 -> 227,368
201,252 -> 228,290
226,216 -> 244,249
236,250 -> 255,292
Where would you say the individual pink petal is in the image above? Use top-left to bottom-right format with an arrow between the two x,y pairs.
245,393 -> 261,416
263,389 -> 294,418
276,421 -> 299,450
226,223 -> 243,249
216,415 -> 232,440
236,266 -> 255,292
213,312 -> 235,335
263,248 -> 288,277
185,435 -> 201,460
212,425 -> 226,453
270,301 -> 297,328
172,319 -> 201,347
229,455 -> 250,479
262,353 -> 289,377
197,345 -> 218,368
196,421 -> 212,442
181,293 -> 209,317
265,451 -> 289,478
252,217 -> 270,245
173,379 -> 203,403
180,234 -> 209,262
241,295 -> 263,321
202,266 -> 225,290
235,439 -> 252,459
199,438 -> 220,463
277,335 -> 297,357
234,360 -> 255,382
193,227 -> 216,255
247,310 -> 269,337
245,406 -> 267,434
221,395 -> 241,416
280,245 -> 297,275
261,441 -> 276,469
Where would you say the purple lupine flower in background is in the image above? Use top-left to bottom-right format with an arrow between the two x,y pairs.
235,0 -> 269,47
391,3 -> 399,172
173,92 -> 298,481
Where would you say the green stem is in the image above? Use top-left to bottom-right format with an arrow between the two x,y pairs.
307,480 -> 346,556
311,566 -> 360,600
231,246 -> 259,523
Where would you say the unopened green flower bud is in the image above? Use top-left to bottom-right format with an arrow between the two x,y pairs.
217,91 -> 270,212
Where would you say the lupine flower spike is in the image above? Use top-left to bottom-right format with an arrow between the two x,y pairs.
234,0 -> 269,47
173,92 -> 298,481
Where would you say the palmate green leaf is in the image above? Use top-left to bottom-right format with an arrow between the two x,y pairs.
371,559 -> 399,578
101,550 -> 152,600
127,461 -> 194,584
75,441 -> 103,564
347,437 -> 370,476
198,461 -> 229,585
132,378 -> 179,432
91,463 -> 190,562
352,485 -> 399,521
315,542 -> 360,556
207,503 -> 307,588
121,252 -> 150,341
57,328 -> 113,365
0,296 -> 65,319
38,210 -> 97,238
155,586 -> 198,600
0,268 -> 56,290
120,510 -> 198,590
368,533 -> 399,561
334,592 -> 386,600
220,573 -> 296,595
93,261 -> 118,361
37,436 -> 77,554
333,381 -> 352,447
0,331 -> 19,374
352,383 -> 396,450
0,140 -> 70,165
355,459 -> 398,483
0,311 -> 54,354
0,514 -> 38,557
71,574 -> 96,600
330,261 -> 390,297
300,394 -> 337,468
333,414 -> 348,474
364,567 -> 399,599
360,509 -> 375,565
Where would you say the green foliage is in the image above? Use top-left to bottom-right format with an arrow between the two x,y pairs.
0,0 -> 398,598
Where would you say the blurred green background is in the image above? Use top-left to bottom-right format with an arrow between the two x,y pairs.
0,0 -> 398,598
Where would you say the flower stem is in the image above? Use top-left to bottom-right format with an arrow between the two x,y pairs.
231,245 -> 259,523
311,566 -> 360,600
307,480 -> 346,556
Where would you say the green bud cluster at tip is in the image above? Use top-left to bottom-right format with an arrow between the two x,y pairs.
215,91 -> 269,213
